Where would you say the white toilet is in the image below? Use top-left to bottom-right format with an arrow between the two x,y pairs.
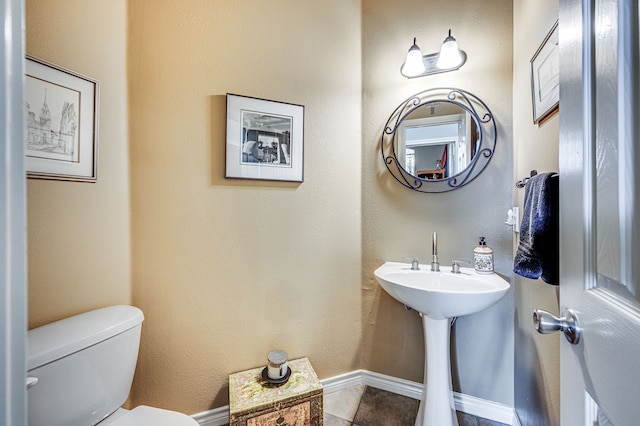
27,305 -> 199,426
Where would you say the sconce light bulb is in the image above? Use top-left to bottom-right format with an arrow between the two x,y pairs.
436,29 -> 463,69
401,37 -> 426,77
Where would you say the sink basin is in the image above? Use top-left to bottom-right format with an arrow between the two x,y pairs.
373,261 -> 510,426
374,261 -> 510,319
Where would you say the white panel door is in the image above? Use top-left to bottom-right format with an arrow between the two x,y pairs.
557,0 -> 640,424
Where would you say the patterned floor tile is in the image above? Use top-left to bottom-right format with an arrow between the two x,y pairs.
323,411 -> 354,425
351,386 -> 419,426
323,384 -> 366,422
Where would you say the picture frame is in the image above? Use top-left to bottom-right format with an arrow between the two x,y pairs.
226,94 -> 304,182
530,20 -> 559,124
25,56 -> 99,182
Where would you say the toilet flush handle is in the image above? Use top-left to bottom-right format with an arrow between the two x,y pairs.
26,376 -> 38,390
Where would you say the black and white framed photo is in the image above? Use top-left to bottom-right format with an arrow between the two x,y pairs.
530,20 -> 559,124
226,94 -> 304,182
25,56 -> 99,181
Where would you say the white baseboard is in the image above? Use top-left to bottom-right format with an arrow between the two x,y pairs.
191,405 -> 229,426
191,369 -> 515,425
513,409 -> 522,426
319,369 -> 364,394
358,370 -> 514,425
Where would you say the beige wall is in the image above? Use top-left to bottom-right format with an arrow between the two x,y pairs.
26,0 -> 131,328
26,0 -> 530,418
512,1 -> 560,425
26,0 -> 362,415
127,0 -> 362,413
361,0 -> 514,405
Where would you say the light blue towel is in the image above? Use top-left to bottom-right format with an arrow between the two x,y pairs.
513,172 -> 559,285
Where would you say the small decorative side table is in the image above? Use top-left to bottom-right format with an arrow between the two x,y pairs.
229,357 -> 323,426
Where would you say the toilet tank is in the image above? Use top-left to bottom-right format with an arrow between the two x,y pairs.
27,305 -> 144,426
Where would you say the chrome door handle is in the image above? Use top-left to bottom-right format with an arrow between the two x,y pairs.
533,308 -> 581,345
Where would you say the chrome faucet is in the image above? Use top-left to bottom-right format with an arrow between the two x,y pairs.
431,232 -> 440,272
451,260 -> 470,273
403,257 -> 420,270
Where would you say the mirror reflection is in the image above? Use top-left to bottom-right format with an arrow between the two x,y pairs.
381,87 -> 496,193
396,102 -> 478,180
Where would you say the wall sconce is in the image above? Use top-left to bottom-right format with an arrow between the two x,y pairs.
400,30 -> 467,79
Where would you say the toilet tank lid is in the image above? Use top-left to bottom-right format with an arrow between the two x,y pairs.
28,305 -> 144,371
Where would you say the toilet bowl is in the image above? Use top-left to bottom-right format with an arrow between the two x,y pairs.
101,406 -> 196,425
27,305 -> 198,426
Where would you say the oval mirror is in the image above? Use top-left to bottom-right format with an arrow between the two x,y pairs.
381,88 -> 496,193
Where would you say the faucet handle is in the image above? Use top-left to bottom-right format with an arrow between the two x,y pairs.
403,257 -> 420,270
451,260 -> 471,274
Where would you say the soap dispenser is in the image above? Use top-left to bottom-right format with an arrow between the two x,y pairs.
474,237 -> 494,274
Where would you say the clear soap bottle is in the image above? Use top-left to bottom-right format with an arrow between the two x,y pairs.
474,237 -> 494,274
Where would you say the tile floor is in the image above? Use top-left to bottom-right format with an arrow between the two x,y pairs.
323,385 -> 510,426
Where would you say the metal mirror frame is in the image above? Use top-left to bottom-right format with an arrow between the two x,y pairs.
381,87 -> 496,193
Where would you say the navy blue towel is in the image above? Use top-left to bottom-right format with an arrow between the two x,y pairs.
513,172 -> 559,285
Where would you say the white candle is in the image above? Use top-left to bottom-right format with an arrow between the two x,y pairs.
267,350 -> 288,380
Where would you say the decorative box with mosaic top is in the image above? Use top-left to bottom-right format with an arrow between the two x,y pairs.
229,357 -> 323,426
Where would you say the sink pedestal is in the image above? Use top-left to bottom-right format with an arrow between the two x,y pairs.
373,262 -> 510,426
415,316 -> 458,426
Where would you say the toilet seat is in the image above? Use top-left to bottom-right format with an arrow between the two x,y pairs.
108,405 -> 198,426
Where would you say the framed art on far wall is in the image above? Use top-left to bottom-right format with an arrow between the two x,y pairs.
225,94 -> 304,182
25,56 -> 99,182
530,20 -> 559,124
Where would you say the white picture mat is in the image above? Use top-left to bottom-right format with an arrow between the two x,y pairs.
25,57 -> 99,181
226,94 -> 304,182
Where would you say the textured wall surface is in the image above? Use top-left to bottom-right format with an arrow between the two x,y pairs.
361,0 -> 514,406
26,0 -> 535,417
26,0 -> 131,328
512,1 -> 561,425
127,0 -> 362,413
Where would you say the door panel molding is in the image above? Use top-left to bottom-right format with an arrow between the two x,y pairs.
560,0 -> 640,425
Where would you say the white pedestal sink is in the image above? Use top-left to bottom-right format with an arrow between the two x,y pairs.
374,261 -> 510,426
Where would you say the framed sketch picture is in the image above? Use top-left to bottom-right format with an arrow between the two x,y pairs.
530,20 -> 559,124
25,56 -> 99,181
226,94 -> 304,182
